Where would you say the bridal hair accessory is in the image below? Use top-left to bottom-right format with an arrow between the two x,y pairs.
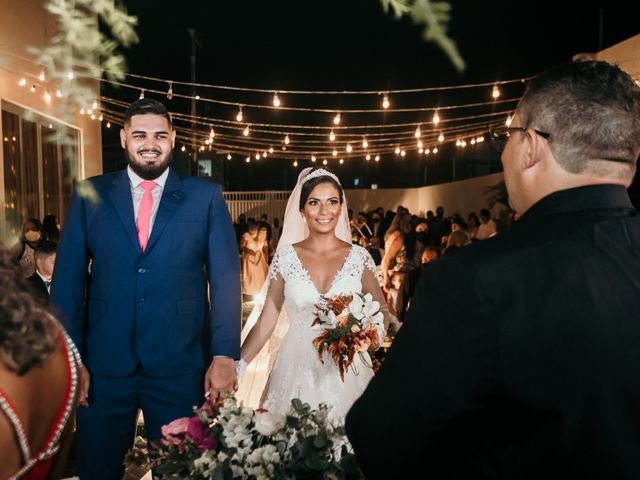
302,168 -> 340,186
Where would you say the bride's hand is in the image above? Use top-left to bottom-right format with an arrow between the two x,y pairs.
204,357 -> 238,399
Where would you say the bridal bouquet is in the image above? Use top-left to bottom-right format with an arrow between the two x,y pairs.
126,395 -> 363,479
312,293 -> 385,381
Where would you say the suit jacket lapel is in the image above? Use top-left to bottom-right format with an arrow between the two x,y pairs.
143,169 -> 184,255
109,169 -> 141,254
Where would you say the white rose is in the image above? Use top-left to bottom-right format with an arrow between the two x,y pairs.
253,411 -> 285,436
348,295 -> 365,320
217,451 -> 228,463
262,445 -> 281,464
247,446 -> 266,465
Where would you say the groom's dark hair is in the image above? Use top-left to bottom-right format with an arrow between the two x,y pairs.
299,169 -> 344,210
124,98 -> 172,128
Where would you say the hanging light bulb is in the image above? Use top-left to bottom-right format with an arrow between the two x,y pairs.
256,153 -> 261,160
322,159 -> 328,165
339,159 -> 344,164
433,147 -> 438,153
505,115 -> 513,126
167,82 -> 173,100
106,121 -> 111,128
375,155 -> 380,162
92,101 -> 98,110
181,145 -> 186,152
209,128 -> 215,139
477,136 -> 485,143
243,126 -> 250,136
236,106 -> 243,122
55,89 -> 62,98
366,154 -> 371,161
418,147 -> 424,154
269,146 -> 274,154
44,90 -> 52,103
455,140 -> 461,147
199,146 -> 205,152
195,95 -> 200,100
470,138 -> 476,145
400,150 -> 406,157
18,78 -> 26,87
362,137 -> 368,149
99,114 -> 104,122
293,161 -> 298,167
432,111 -> 440,125
227,154 -> 232,160
415,125 -> 421,138
332,149 -> 338,157
263,150 -> 268,157
346,144 -> 352,153
139,89 -> 145,100
284,134 -> 290,145
333,113 -> 341,125
329,130 -> 336,142
461,140 -> 467,147
395,146 -> 401,155
273,92 -> 281,107
311,155 -> 317,162
246,157 -> 251,163
38,69 -> 46,82
492,84 -> 501,99
382,93 -> 390,109
425,148 -> 430,155
438,133 -> 444,142
417,140 -> 423,149
282,145 -> 287,151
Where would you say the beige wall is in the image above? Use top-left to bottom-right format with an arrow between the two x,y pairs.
596,33 -> 640,82
345,172 -> 505,218
0,0 -> 102,243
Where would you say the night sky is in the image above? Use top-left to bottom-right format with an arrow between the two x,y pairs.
101,1 -> 639,199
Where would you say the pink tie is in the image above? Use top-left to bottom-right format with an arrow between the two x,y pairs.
137,181 -> 156,251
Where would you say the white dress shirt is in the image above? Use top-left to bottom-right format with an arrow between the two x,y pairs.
127,166 -> 169,241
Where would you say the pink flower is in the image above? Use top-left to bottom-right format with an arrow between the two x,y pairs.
161,417 -> 190,446
186,416 -> 219,452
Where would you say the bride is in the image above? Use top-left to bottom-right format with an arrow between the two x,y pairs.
236,167 -> 392,418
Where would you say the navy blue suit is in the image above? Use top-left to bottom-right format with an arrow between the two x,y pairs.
51,168 -> 240,479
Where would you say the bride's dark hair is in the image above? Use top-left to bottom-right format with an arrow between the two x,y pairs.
299,169 -> 344,210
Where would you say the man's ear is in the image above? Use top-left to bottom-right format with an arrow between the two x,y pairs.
522,128 -> 545,170
120,128 -> 127,149
171,128 -> 176,149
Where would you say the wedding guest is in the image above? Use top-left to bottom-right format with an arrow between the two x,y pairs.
347,61 -> 640,479
467,212 -> 480,239
240,223 -> 269,296
476,208 -> 497,239
10,218 -> 43,278
26,240 -> 57,305
42,214 -> 61,242
0,246 -> 78,480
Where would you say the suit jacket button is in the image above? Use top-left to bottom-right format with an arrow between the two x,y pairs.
137,298 -> 145,305
138,268 -> 146,274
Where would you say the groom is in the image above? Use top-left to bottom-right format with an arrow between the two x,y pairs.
51,98 -> 240,479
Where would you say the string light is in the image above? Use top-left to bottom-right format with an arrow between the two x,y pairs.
476,135 -> 484,143
99,114 -> 104,122
44,90 -> 52,103
505,115 -> 513,126
455,140 -> 461,147
227,154 -> 232,160
18,78 -> 26,87
322,159 -> 328,165
92,101 -> 98,110
425,148 -> 430,154
38,69 -> 46,82
273,92 -> 281,107
382,93 -> 390,109
263,150 -> 268,157
199,146 -> 205,151
339,158 -> 344,164
470,138 -> 476,145
438,133 -> 444,142
209,127 -> 215,139
332,149 -> 338,157
400,150 -> 406,157
293,160 -> 298,167
106,121 -> 111,128
375,155 -> 380,162
362,137 -> 368,149
139,89 -> 145,99
311,155 -> 316,162
195,95 -> 200,100
366,154 -> 371,161
269,146 -> 274,154
346,144 -> 352,153
417,140 -> 423,149
236,106 -> 243,122
461,140 -> 467,147
492,85 -> 501,99
415,125 -> 421,138
418,148 -> 423,154
433,147 -> 438,153
167,82 -> 173,100
243,126 -> 250,136
246,156 -> 250,163
333,113 -> 341,125
432,111 -> 440,125
181,145 -> 186,152
255,153 -> 261,160
329,130 -> 336,142
395,146 -> 401,155
284,134 -> 290,145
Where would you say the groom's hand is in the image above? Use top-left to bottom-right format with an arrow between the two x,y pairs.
204,356 -> 237,399
77,365 -> 91,407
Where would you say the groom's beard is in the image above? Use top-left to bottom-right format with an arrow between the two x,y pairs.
125,147 -> 173,180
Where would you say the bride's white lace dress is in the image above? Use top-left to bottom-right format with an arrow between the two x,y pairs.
242,243 -> 387,419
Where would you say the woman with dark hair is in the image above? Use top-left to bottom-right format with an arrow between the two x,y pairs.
42,215 -> 60,243
237,168 -> 393,417
0,247 -> 79,479
10,219 -> 44,278
239,222 -> 269,297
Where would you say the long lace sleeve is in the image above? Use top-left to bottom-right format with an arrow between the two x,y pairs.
240,268 -> 285,367
360,250 -> 398,339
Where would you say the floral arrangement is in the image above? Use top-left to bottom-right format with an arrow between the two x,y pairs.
312,293 -> 385,381
126,395 -> 363,479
